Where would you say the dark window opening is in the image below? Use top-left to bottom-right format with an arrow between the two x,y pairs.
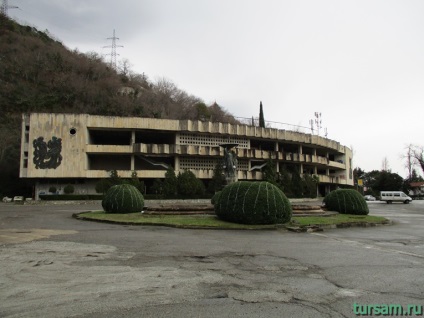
317,169 -> 327,175
250,139 -> 274,151
279,143 -> 299,153
88,154 -> 131,170
135,130 -> 175,144
89,129 -> 132,145
302,146 -> 313,155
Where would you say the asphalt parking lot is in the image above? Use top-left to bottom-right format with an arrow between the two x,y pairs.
0,200 -> 423,318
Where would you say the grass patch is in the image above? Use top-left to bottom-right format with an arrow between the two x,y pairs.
77,211 -> 279,229
291,214 -> 388,226
76,211 -> 389,229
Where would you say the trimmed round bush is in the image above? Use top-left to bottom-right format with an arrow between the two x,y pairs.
211,191 -> 222,205
214,181 -> 292,225
323,189 -> 369,215
102,184 -> 144,213
48,186 -> 57,194
63,184 -> 75,194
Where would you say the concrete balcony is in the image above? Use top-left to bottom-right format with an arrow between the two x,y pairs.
85,170 -> 166,179
318,175 -> 340,184
312,155 -> 329,165
133,143 -> 176,155
86,145 -> 132,154
328,160 -> 346,169
133,144 -> 223,157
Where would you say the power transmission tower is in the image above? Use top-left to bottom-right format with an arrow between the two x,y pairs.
103,29 -> 123,70
1,0 -> 19,17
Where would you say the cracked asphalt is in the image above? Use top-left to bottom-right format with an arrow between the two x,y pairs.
0,200 -> 423,317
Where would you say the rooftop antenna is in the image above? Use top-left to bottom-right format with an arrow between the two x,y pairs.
309,119 -> 314,134
1,0 -> 19,17
309,112 -> 328,137
103,29 -> 123,70
314,112 -> 322,136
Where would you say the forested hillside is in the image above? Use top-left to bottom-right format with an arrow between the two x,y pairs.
0,14 -> 237,197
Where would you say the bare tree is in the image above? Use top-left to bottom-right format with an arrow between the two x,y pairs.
411,145 -> 424,175
118,58 -> 133,79
403,144 -> 415,179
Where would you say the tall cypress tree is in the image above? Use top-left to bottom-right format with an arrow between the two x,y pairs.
259,101 -> 265,128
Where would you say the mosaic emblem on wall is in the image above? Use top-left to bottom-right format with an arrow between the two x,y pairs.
33,136 -> 63,169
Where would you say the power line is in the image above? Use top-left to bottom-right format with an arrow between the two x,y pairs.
103,29 -> 123,70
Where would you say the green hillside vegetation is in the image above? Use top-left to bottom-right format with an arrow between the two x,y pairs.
0,14 -> 237,197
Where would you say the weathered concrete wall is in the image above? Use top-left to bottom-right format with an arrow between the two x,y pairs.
20,113 -> 354,186
23,113 -> 88,178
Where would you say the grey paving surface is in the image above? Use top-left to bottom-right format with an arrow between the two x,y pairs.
0,200 -> 423,317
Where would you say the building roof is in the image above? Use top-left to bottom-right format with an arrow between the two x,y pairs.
410,182 -> 424,187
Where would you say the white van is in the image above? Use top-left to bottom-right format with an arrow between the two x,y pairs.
380,191 -> 412,204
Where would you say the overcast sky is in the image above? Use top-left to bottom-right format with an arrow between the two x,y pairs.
9,0 -> 424,178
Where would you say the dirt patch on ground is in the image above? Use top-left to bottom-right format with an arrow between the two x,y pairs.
0,229 -> 78,244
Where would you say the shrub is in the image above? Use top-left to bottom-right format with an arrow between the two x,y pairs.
39,194 -> 104,200
323,189 -> 369,215
177,170 -> 204,196
63,184 -> 75,194
163,167 -> 178,197
127,171 -> 145,194
150,179 -> 163,195
214,181 -> 292,225
48,186 -> 57,194
211,191 -> 222,205
95,179 -> 112,194
102,184 -> 144,213
208,163 -> 226,193
302,174 -> 319,198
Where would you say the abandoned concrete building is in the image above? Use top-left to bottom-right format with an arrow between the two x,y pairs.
20,113 -> 353,199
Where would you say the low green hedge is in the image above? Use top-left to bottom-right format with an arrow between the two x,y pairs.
323,189 -> 369,215
213,181 -> 292,225
39,194 -> 104,200
144,193 -> 214,200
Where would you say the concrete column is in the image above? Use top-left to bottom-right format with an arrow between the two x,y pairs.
131,131 -> 135,144
175,156 -> 180,171
300,163 -> 304,174
131,155 -> 135,171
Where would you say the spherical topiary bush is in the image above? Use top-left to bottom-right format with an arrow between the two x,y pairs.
211,191 -> 222,205
102,184 -> 144,213
323,189 -> 369,215
214,181 -> 292,225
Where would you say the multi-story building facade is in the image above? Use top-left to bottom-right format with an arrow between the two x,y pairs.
20,113 -> 353,199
